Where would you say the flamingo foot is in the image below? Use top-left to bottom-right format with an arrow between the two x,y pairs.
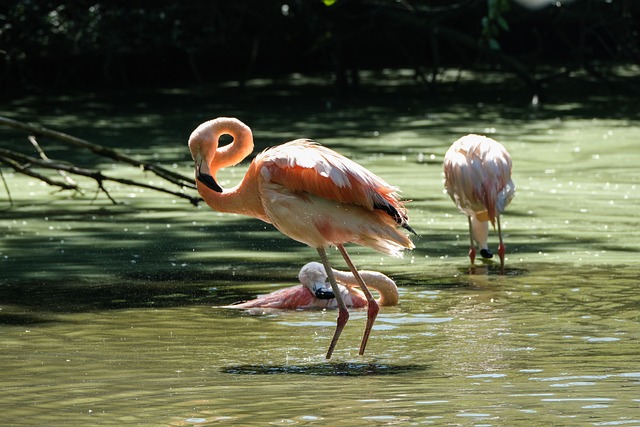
469,246 -> 476,265
498,242 -> 506,273
358,299 -> 379,356
326,307 -> 349,359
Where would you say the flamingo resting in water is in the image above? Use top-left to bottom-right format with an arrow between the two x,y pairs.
443,134 -> 515,270
223,261 -> 399,310
188,117 -> 414,358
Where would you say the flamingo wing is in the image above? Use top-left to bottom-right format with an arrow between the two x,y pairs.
444,135 -> 514,223
225,285 -> 315,309
481,144 -> 515,215
344,287 -> 368,308
256,139 -> 411,229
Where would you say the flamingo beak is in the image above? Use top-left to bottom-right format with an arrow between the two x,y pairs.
195,156 -> 222,193
197,172 -> 223,193
312,280 -> 335,300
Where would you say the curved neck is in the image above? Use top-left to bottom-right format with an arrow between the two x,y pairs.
190,117 -> 254,175
332,269 -> 399,306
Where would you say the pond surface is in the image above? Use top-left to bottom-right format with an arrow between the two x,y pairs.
1,72 -> 639,425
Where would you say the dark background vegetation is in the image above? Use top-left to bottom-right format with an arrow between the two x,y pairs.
1,0 -> 639,100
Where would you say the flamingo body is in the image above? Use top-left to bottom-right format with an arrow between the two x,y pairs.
224,262 -> 398,310
261,139 -> 413,255
188,117 -> 413,358
225,285 -> 335,310
443,134 -> 515,268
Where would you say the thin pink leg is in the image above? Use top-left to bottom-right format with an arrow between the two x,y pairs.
468,217 -> 476,264
337,244 -> 379,356
497,216 -> 505,273
317,247 -> 349,359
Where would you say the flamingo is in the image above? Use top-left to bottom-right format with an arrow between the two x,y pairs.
188,117 -> 414,358
443,134 -> 515,270
223,261 -> 399,310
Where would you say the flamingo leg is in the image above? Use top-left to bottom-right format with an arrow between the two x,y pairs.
317,247 -> 349,359
467,217 -> 476,265
337,244 -> 379,356
496,215 -> 505,273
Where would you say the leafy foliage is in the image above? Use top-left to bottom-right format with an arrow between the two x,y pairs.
0,0 -> 638,97
482,0 -> 511,50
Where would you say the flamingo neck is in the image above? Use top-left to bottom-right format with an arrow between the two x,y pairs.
210,118 -> 254,173
333,269 -> 399,306
190,118 -> 269,222
189,117 -> 254,174
198,166 -> 269,222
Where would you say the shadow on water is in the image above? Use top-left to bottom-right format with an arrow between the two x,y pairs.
221,362 -> 426,377
0,195 -> 624,323
2,71 -> 638,163
1,74 -> 639,426
2,73 -> 639,317
0,312 -> 54,326
464,264 -> 528,277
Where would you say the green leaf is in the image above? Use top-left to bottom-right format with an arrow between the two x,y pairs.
488,38 -> 501,50
498,16 -> 510,31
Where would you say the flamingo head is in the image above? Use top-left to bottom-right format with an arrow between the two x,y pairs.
188,117 -> 255,194
298,262 -> 335,300
189,138 -> 222,193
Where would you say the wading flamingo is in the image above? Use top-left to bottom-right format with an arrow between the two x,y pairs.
188,117 -> 414,358
443,134 -> 515,270
223,261 -> 399,310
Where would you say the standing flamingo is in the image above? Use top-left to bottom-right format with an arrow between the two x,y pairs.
443,134 -> 515,270
188,117 -> 414,358
223,261 -> 399,310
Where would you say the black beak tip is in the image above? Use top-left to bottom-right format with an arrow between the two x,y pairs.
197,173 -> 223,193
480,248 -> 494,259
314,288 -> 336,300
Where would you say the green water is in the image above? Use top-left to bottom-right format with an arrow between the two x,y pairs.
1,72 -> 639,426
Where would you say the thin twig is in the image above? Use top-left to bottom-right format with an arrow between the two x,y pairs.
0,166 -> 14,206
28,134 -> 79,188
0,156 -> 80,190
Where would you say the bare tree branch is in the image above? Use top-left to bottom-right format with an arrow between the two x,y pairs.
0,115 -> 196,190
0,147 -> 202,205
0,116 -> 203,206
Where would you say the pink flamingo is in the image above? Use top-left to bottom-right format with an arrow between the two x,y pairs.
443,134 -> 515,270
188,117 -> 414,358
223,261 -> 399,310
